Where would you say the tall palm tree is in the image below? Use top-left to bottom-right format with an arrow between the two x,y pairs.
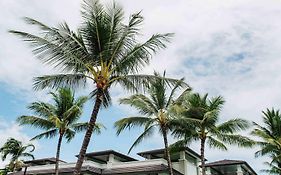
171,93 -> 254,175
251,108 -> 281,174
9,0 -> 179,173
0,138 -> 35,172
114,72 -> 190,175
17,88 -> 103,175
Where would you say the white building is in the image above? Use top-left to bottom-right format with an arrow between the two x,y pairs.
10,148 -> 256,175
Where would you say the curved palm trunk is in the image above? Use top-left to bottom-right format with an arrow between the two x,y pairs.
162,128 -> 173,175
74,89 -> 103,175
200,138 -> 206,175
55,133 -> 63,175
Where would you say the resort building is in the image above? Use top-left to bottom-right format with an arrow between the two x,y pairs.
9,148 -> 256,175
204,159 -> 257,175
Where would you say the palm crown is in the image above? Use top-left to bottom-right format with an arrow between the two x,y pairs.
17,88 -> 103,175
0,138 -> 35,162
115,72 -> 190,175
17,88 -> 97,141
10,0 -> 174,107
171,93 -> 253,175
0,138 -> 35,172
252,108 -> 281,174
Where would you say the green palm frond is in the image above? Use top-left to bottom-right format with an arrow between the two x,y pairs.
115,117 -> 152,135
17,115 -> 55,130
33,74 -> 87,90
114,74 -> 188,93
27,102 -> 54,118
64,129 -> 76,142
31,129 -> 58,140
19,153 -> 35,160
207,136 -> 227,150
114,33 -> 173,75
128,125 -> 155,154
216,134 -> 254,148
217,118 -> 250,133
120,94 -> 158,116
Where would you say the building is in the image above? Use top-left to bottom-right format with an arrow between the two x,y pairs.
204,159 -> 257,175
9,148 -> 256,175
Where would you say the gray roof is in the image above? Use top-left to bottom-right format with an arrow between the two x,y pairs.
204,159 -> 257,175
9,164 -> 182,175
24,157 -> 66,165
138,147 -> 201,160
77,150 -> 137,162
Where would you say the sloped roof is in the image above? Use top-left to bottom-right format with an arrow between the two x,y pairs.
103,164 -> 183,175
204,159 -> 245,167
9,164 -> 182,175
77,150 -> 137,162
138,147 -> 201,159
24,157 -> 66,165
204,159 -> 257,175
8,166 -> 101,175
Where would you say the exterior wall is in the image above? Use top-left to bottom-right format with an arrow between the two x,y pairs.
171,151 -> 199,175
186,159 -> 198,175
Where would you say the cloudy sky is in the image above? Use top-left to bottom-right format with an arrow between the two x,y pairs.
1,0 -> 281,173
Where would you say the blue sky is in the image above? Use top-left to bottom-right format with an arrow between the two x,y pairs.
1,0 -> 281,174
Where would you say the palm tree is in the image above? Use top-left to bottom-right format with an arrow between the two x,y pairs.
17,88 -> 103,175
251,108 -> 281,174
0,138 -> 35,172
114,72 -> 190,175
171,93 -> 254,175
9,0 -> 179,173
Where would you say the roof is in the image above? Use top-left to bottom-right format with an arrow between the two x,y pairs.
9,164 -> 182,175
8,166 -> 101,175
138,147 -> 201,160
204,159 -> 257,175
76,150 -> 137,162
24,157 -> 66,165
103,164 -> 182,175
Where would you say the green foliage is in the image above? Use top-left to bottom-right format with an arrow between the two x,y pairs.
252,108 -> 281,174
9,0 -> 179,108
115,72 -> 190,153
0,138 -> 35,172
17,88 -> 103,142
171,93 -> 254,149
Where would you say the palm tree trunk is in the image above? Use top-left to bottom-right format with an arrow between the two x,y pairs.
278,162 -> 281,175
162,128 -> 173,175
74,89 -> 103,175
200,138 -> 206,175
55,133 -> 63,175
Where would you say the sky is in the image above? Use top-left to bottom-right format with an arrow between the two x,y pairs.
1,0 -> 281,174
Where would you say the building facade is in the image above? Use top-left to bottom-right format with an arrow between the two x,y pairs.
9,148 -> 256,175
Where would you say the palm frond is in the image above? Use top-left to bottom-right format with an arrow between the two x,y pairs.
114,33 -> 173,74
217,118 -> 250,133
207,136 -> 227,150
114,117 -> 152,135
114,74 -> 188,93
216,134 -> 255,148
33,74 -> 87,90
119,94 -> 158,116
128,125 -> 155,153
31,129 -> 58,140
27,102 -> 54,118
19,153 -> 35,160
17,115 -> 55,130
